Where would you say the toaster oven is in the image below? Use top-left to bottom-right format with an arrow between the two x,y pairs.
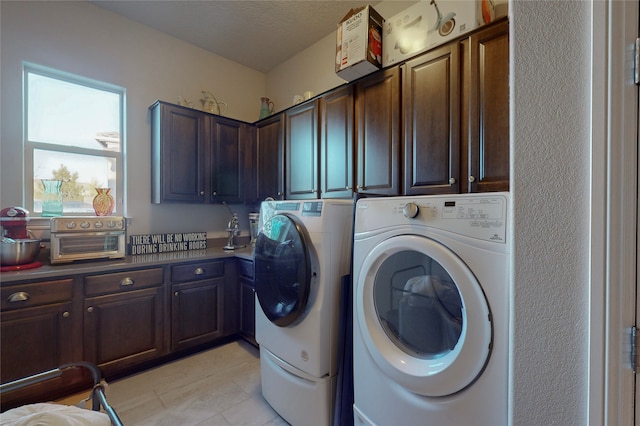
50,216 -> 126,264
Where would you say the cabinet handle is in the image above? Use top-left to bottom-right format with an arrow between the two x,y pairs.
200,191 -> 205,196
469,175 -> 476,183
8,291 -> 30,303
174,291 -> 179,297
62,311 -> 70,318
212,191 -> 218,196
120,277 -> 135,286
194,267 -> 205,275
87,306 -> 94,313
449,177 -> 456,185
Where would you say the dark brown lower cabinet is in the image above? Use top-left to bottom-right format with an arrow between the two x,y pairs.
0,279 -> 82,410
1,279 -> 78,384
1,259 -> 240,410
170,260 -> 238,352
83,269 -> 166,376
171,277 -> 224,351
238,258 -> 257,346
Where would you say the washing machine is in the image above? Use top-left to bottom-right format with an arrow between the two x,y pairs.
352,193 -> 510,426
254,199 -> 354,426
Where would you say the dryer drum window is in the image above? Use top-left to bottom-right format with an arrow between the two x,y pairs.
357,233 -> 492,397
374,250 -> 463,359
254,214 -> 312,327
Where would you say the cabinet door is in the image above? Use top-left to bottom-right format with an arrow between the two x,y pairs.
320,86 -> 354,199
286,100 -> 319,199
84,287 -> 165,375
1,279 -> 78,385
1,302 -> 76,384
238,258 -> 256,346
243,125 -> 258,205
151,102 -> 206,203
171,278 -> 223,352
255,114 -> 285,200
240,277 -> 256,346
403,43 -> 460,195
355,67 -> 401,196
462,20 -> 510,192
210,117 -> 245,204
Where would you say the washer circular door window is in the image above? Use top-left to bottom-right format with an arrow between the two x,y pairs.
254,213 -> 312,327
356,234 -> 492,397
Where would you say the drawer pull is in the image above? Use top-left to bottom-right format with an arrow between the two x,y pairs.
120,277 -> 135,286
194,267 -> 205,275
8,292 -> 30,303
87,306 -> 94,313
63,311 -> 70,318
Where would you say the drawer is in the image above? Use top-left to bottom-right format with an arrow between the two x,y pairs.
85,268 -> 164,296
171,260 -> 224,282
1,279 -> 73,311
237,259 -> 254,279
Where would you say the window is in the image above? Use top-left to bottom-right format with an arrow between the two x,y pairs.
24,63 -> 125,216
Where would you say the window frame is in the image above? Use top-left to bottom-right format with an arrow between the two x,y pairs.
23,62 -> 126,217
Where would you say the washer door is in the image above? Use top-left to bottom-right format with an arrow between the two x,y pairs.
355,234 -> 492,397
254,213 -> 312,327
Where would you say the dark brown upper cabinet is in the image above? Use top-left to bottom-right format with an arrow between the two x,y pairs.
320,85 -> 354,199
150,101 -> 247,204
285,100 -> 319,200
402,42 -> 460,195
461,19 -> 510,193
254,114 -> 285,201
355,67 -> 401,196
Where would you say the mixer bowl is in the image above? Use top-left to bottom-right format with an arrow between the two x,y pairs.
0,239 -> 41,265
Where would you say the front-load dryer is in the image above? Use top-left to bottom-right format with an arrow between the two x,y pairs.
352,193 -> 510,426
254,199 -> 353,426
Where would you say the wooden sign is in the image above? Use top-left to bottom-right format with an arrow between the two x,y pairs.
128,232 -> 207,255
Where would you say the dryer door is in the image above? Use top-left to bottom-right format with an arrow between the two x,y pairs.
355,234 -> 492,397
254,213 -> 312,327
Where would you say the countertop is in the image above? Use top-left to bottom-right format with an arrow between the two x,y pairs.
0,240 -> 254,284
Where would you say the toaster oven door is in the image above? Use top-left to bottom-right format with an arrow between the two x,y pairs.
50,232 -> 125,263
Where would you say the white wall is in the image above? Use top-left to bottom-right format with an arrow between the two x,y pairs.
0,0 -> 265,237
509,0 -> 591,424
266,1 -> 415,113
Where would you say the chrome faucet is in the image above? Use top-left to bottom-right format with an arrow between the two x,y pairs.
223,202 -> 241,250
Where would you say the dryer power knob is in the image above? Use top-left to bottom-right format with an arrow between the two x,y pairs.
403,203 -> 419,218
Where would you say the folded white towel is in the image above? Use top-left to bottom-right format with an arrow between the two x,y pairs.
1,402 -> 111,426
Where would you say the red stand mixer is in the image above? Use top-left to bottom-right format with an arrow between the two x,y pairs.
1,207 -> 31,239
1,207 -> 43,271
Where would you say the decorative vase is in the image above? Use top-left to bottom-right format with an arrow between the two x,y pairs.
259,97 -> 274,120
92,188 -> 115,216
41,179 -> 63,217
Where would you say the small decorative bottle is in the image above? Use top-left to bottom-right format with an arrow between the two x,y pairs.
259,97 -> 274,120
92,188 -> 115,216
41,179 -> 63,217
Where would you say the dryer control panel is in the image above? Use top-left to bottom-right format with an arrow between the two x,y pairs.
356,193 -> 509,244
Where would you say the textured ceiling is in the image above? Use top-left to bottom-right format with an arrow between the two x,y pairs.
89,0 -> 415,74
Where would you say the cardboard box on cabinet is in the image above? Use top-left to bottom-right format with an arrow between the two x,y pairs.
382,0 -> 509,67
335,5 -> 384,82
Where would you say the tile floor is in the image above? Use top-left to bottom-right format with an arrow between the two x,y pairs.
57,340 -> 288,426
